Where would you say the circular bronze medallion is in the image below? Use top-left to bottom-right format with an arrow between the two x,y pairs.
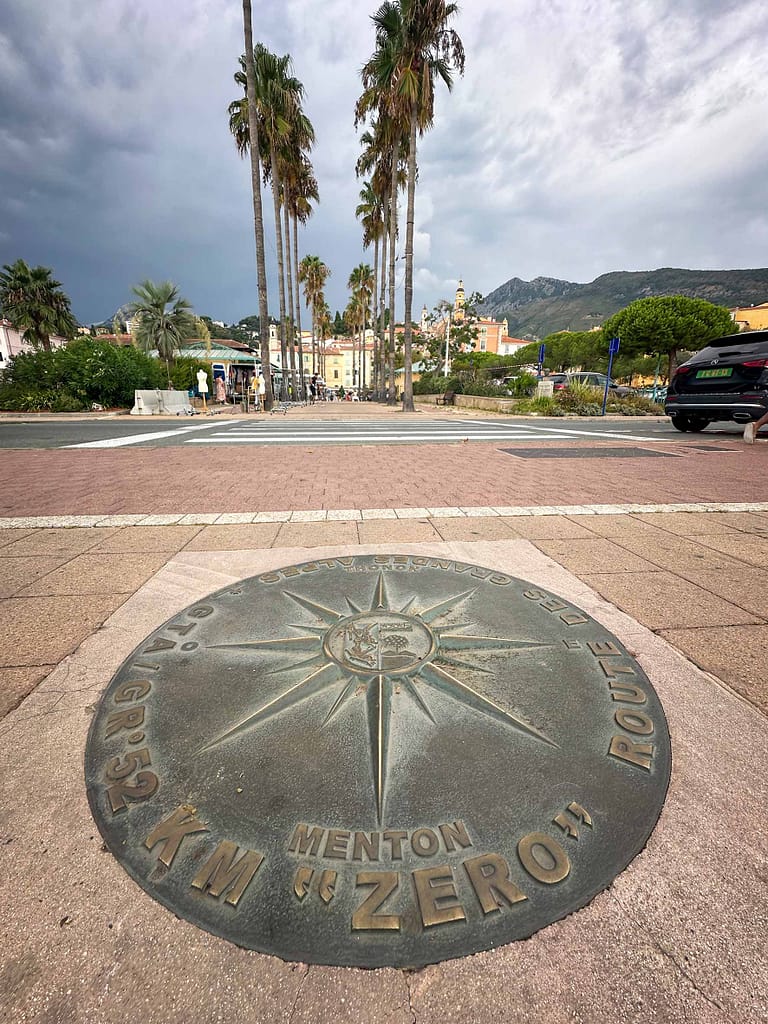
85,554 -> 671,967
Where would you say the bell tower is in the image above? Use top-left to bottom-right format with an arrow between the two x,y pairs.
454,279 -> 466,323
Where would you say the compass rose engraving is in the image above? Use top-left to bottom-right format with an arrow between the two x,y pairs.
202,573 -> 557,822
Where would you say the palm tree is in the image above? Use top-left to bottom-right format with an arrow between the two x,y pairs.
298,255 -> 330,377
355,182 -> 385,395
348,263 -> 374,394
232,0 -> 273,411
0,259 -> 77,352
128,280 -> 196,387
286,157 -> 319,396
231,46 -> 301,399
360,1 -> 465,410
356,109 -> 408,404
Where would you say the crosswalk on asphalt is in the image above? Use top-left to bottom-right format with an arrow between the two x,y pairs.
182,419 -> 670,446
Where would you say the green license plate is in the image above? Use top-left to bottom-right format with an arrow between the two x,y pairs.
695,367 -> 733,379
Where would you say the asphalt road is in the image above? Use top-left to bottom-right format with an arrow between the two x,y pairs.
0,415 -> 749,449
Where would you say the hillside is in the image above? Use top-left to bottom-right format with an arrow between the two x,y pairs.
478,268 -> 768,340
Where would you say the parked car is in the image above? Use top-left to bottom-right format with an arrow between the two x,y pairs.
543,372 -> 633,396
665,329 -> 768,431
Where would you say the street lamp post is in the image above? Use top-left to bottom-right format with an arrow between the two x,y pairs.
443,309 -> 451,377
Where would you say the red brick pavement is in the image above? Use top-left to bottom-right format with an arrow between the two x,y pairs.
2,442 -> 767,515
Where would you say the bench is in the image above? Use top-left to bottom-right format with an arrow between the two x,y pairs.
435,390 -> 455,406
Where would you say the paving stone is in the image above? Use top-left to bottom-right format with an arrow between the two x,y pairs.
533,538 -> 659,573
0,665 -> 54,717
356,519 -> 441,543
0,594 -> 126,666
659,624 -> 768,713
613,534 -> 745,572
274,521 -> 360,547
89,526 -> 203,553
576,515 -> 668,538
632,512 -> 759,535
693,533 -> 768,568
0,529 -> 35,549
676,566 -> 768,620
432,516 -> 522,540
509,516 -> 596,540
0,556 -> 75,598
17,552 -> 170,596
579,570 -> 764,630
182,524 -> 281,550
0,527 -> 118,557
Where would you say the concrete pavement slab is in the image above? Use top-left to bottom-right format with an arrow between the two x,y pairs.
675,565 -> 768,620
612,535 -> 746,573
16,552 -> 171,597
356,519 -> 441,543
694,533 -> 768,568
0,529 -> 35,549
578,570 -> 764,630
0,593 -> 126,667
181,524 -> 282,551
533,538 -> 660,574
88,525 -> 204,553
632,511 -> 767,535
575,515 -> 669,538
658,623 -> 768,714
431,516 -> 522,540
0,555 -> 74,598
0,665 -> 55,718
0,527 -> 119,557
275,522 -> 360,547
1,540 -> 766,1023
504,516 -> 596,540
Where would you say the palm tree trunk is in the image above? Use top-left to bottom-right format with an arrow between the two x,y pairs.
379,224 -> 387,399
388,148 -> 398,404
270,148 -> 289,401
372,236 -> 379,396
283,202 -> 298,399
242,0 -> 272,412
293,213 -> 306,398
402,105 -> 418,413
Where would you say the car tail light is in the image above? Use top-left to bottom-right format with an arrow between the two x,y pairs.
553,383 -> 566,390
743,358 -> 768,368
675,365 -> 691,374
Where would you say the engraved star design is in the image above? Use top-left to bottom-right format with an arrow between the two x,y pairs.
201,574 -> 557,823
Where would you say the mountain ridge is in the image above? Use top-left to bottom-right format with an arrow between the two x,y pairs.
478,267 -> 768,339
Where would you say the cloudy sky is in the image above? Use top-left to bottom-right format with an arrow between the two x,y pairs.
1,0 -> 767,326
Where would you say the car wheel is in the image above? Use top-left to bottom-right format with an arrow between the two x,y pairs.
686,417 -> 709,432
670,416 -> 690,432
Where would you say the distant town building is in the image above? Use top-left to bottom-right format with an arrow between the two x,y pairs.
731,303 -> 768,331
0,318 -> 68,367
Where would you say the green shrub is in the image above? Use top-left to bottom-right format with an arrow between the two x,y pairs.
0,339 -> 166,410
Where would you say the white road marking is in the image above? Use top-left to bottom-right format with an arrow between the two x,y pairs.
63,423 -> 224,448
185,431 -> 585,444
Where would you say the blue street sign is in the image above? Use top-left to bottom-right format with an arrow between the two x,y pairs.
602,337 -> 620,415
538,343 -> 546,364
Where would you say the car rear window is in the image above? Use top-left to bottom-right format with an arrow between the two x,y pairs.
693,331 -> 768,360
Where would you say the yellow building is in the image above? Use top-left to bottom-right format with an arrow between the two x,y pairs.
731,303 -> 768,331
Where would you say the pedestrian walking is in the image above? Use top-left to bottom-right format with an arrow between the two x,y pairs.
744,412 -> 768,443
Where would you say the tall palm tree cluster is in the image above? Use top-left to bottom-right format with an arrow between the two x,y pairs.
233,3 -> 324,405
355,0 -> 465,409
346,262 -> 374,393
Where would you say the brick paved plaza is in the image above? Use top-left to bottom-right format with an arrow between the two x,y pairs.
1,409 -> 767,1024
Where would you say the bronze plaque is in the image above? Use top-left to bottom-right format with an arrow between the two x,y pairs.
85,554 -> 671,967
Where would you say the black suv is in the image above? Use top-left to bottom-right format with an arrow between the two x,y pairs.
665,329 -> 768,431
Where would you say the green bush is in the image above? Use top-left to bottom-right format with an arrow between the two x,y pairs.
510,383 -> 664,418
0,338 -> 167,410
